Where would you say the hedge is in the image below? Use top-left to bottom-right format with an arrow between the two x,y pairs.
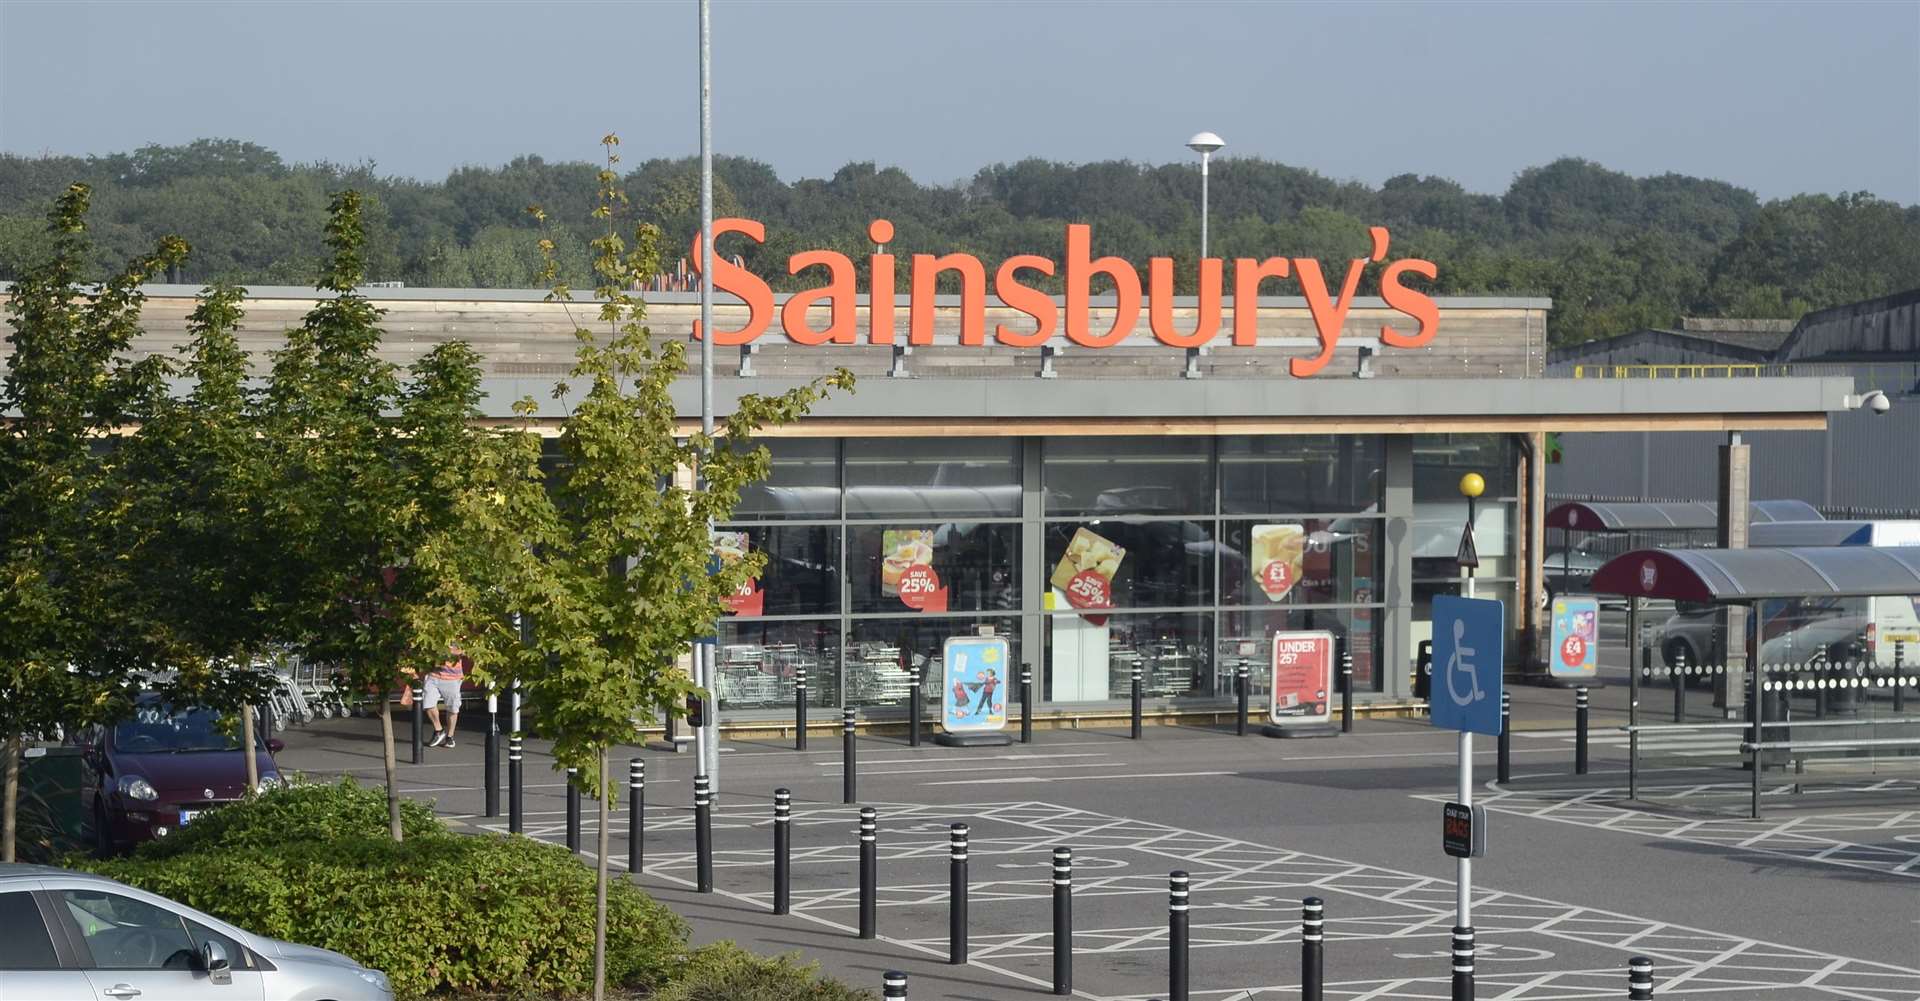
648,942 -> 873,1001
76,778 -> 687,1000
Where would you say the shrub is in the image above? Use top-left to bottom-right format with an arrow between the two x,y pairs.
647,942 -> 873,1001
75,779 -> 687,1000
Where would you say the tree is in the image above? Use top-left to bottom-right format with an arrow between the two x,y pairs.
521,137 -> 850,1001
0,184 -> 184,860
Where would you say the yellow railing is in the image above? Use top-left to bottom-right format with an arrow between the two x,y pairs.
1571,364 -> 1767,379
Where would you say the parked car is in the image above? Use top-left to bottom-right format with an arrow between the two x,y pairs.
73,697 -> 283,854
0,863 -> 391,1000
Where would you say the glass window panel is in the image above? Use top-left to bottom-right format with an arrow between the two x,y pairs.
849,523 -> 1020,614
1220,606 -> 1385,694
1413,434 -> 1517,498
845,438 -> 1020,519
60,890 -> 195,970
717,525 -> 840,616
1043,437 -> 1212,517
0,892 -> 58,970
845,617 -> 1019,710
717,620 -> 840,712
1219,518 -> 1383,607
1220,435 -> 1383,514
1043,520 -> 1213,609
1044,611 -> 1214,701
733,439 -> 840,520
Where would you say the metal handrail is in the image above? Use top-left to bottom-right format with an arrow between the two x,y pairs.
1742,737 -> 1920,751
1622,716 -> 1920,735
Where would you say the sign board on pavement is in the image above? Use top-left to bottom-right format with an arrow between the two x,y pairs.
1430,595 -> 1504,736
1549,595 -> 1599,680
1442,801 -> 1487,858
942,635 -> 1010,733
1269,631 -> 1334,725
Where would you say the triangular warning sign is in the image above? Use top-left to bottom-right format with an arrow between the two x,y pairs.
1456,522 -> 1480,570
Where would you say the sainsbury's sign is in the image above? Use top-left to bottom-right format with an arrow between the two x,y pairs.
689,219 -> 1438,377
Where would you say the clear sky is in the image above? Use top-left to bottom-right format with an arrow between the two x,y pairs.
2,0 -> 1916,203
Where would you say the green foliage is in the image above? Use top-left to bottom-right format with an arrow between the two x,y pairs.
75,780 -> 689,1000
647,942 -> 873,1001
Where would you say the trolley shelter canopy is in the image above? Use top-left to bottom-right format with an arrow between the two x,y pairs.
1546,499 -> 1823,533
1590,546 -> 1920,605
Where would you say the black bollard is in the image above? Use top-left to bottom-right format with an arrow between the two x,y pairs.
843,708 -> 858,804
1052,847 -> 1073,995
883,971 -> 907,1001
795,667 -> 809,751
1301,897 -> 1324,1001
1497,691 -> 1512,785
1340,646 -> 1355,734
484,693 -> 499,818
1021,664 -> 1034,744
695,774 -> 714,893
773,788 -> 791,915
858,806 -> 878,939
565,766 -> 581,853
507,733 -> 524,834
1169,871 -> 1190,1001
1575,686 -> 1590,776
628,758 -> 644,877
410,686 -> 424,764
1451,925 -> 1475,1001
1628,956 -> 1654,1000
1895,643 -> 1907,715
1131,666 -> 1144,740
1672,650 -> 1687,723
949,823 -> 969,964
909,672 -> 923,748
1235,665 -> 1250,736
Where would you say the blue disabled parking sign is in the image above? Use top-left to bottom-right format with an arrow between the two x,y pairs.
1430,595 -> 1504,736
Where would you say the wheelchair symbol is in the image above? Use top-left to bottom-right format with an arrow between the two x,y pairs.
1446,617 -> 1486,708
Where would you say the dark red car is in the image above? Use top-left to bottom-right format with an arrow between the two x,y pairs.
76,697 -> 284,853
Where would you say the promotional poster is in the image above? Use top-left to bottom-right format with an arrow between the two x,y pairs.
942,635 -> 1010,732
1270,631 -> 1334,724
1050,527 -> 1125,617
882,529 -> 946,611
1251,523 -> 1306,601
1549,596 -> 1599,680
713,531 -> 763,616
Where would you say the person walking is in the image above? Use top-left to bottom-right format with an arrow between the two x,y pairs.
424,643 -> 471,748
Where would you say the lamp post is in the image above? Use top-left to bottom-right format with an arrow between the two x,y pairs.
1184,131 -> 1223,379
1453,470 -> 1484,1001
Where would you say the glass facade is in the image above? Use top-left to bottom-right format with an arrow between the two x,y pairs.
710,433 -> 1487,715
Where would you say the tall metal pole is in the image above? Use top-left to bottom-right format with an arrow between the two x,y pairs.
1199,151 -> 1210,260
1456,483 -> 1478,1001
696,0 -> 719,797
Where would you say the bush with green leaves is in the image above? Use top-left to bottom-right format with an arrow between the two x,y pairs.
74,779 -> 687,999
647,942 -> 873,1001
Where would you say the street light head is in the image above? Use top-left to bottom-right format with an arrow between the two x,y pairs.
1186,131 -> 1225,155
1458,472 -> 1486,499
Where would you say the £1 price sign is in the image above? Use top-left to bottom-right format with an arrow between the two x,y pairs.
897,564 -> 949,613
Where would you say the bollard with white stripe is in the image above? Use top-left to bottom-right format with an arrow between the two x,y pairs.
1051,847 -> 1073,995
1451,924 -> 1475,1001
1301,896 -> 1325,1001
949,823 -> 969,964
484,691 -> 499,817
507,733 -> 524,834
565,766 -> 581,853
794,667 -> 808,751
882,970 -> 907,1000
628,758 -> 644,877
694,775 -> 714,893
1627,956 -> 1654,999
1169,871 -> 1190,1001
1340,645 -> 1355,733
907,647 -> 923,748
1575,686 -> 1591,775
1672,649 -> 1687,723
1235,665 -> 1250,736
410,686 -> 425,764
1497,691 -> 1512,784
772,788 -> 791,915
1131,665 -> 1144,740
1020,664 -> 1034,744
858,806 -> 878,939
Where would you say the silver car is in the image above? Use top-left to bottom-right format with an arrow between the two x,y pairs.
0,863 -> 391,1001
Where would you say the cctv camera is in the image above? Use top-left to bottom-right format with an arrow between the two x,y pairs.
1869,391 -> 1892,415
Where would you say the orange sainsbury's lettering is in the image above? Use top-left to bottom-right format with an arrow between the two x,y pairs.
690,217 -> 773,345
680,220 -> 1441,374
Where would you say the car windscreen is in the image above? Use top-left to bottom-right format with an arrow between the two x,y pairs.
113,704 -> 245,753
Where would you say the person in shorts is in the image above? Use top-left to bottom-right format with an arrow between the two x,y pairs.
423,643 -> 470,748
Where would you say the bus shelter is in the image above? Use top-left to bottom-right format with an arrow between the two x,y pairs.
1590,545 -> 1920,816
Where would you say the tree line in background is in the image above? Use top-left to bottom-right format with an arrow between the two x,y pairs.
0,138 -> 848,1000
2,138 -> 1917,344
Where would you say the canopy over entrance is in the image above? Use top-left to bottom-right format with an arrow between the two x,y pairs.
1546,499 -> 1822,532
1590,545 -> 1920,604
